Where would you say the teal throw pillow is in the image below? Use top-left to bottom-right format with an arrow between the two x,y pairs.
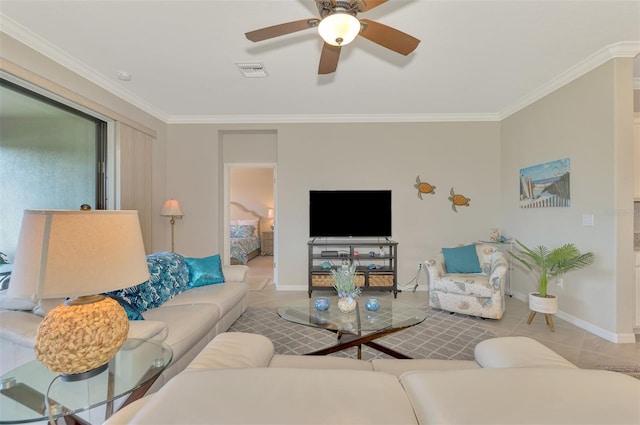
442,244 -> 482,273
185,254 -> 225,287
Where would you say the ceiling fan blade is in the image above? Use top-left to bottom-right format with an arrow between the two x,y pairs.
358,0 -> 389,12
318,43 -> 341,74
245,19 -> 319,42
359,19 -> 420,55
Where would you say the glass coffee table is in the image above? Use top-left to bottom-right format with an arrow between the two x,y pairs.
277,296 -> 427,359
0,338 -> 172,424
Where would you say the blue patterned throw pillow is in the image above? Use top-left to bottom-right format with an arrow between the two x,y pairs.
106,295 -> 144,320
104,251 -> 190,313
442,244 -> 482,273
185,254 -> 225,287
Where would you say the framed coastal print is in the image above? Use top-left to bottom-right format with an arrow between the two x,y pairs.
519,158 -> 570,208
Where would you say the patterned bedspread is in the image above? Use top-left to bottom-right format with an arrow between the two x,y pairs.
230,236 -> 261,264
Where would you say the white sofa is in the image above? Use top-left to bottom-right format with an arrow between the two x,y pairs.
0,252 -> 249,393
105,332 -> 640,425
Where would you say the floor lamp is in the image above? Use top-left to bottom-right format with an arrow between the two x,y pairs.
161,199 -> 183,252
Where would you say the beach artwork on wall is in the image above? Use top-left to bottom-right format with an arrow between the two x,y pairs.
519,158 -> 570,208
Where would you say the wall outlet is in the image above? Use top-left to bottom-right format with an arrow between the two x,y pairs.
556,277 -> 563,289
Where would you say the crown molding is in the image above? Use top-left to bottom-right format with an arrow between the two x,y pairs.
3,12 -> 498,126
2,12 -> 637,125
500,41 -> 640,120
0,14 -> 169,123
166,113 -> 501,124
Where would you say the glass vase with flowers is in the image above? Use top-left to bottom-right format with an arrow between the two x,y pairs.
330,263 -> 361,313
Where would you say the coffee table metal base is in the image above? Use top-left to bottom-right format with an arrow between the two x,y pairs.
306,324 -> 416,359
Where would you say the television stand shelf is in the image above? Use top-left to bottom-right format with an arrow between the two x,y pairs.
308,239 -> 398,298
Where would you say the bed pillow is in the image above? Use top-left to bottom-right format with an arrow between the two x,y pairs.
442,244 -> 482,273
230,225 -> 256,239
238,220 -> 259,235
238,219 -> 259,227
185,254 -> 225,288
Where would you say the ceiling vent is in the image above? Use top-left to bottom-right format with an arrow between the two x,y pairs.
236,63 -> 267,78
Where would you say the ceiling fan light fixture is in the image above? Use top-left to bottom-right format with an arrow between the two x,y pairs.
318,12 -> 360,46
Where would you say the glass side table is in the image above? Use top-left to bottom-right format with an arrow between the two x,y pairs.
0,338 -> 172,424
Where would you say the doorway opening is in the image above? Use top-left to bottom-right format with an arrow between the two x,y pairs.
224,164 -> 276,287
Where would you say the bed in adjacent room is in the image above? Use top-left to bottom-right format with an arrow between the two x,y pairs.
229,202 -> 262,265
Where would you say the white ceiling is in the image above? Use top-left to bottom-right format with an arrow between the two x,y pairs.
1,0 -> 639,124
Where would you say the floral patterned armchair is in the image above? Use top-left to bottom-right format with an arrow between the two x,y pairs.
425,243 -> 507,319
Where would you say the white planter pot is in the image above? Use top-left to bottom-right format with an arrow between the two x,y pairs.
528,292 -> 558,314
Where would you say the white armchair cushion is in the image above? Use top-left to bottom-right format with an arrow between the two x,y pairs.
186,332 -> 274,370
432,274 -> 493,297
126,368 -> 419,425
0,290 -> 36,311
401,368 -> 640,425
474,336 -> 577,369
143,303 -> 220,361
128,320 -> 168,341
0,310 -> 41,347
221,265 -> 249,283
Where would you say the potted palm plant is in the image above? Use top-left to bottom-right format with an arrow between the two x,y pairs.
509,240 -> 594,318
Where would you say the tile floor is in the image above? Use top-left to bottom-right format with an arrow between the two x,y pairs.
245,256 -> 640,369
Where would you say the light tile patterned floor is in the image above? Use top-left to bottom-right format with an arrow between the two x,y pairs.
244,256 -> 640,368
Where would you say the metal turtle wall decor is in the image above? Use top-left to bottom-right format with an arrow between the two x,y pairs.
448,187 -> 470,212
414,176 -> 436,199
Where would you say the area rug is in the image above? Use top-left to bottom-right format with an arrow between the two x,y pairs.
597,365 -> 640,380
229,307 -> 495,361
247,277 -> 270,291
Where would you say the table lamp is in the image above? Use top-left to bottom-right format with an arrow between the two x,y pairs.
9,209 -> 150,381
267,208 -> 274,230
160,199 -> 183,252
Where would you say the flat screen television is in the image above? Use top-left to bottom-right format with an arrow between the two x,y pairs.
309,190 -> 392,238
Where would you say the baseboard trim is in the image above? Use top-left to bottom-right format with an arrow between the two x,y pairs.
276,284 -> 307,292
510,291 -> 636,344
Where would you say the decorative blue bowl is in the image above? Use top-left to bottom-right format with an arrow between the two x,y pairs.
314,297 -> 330,311
365,297 -> 380,311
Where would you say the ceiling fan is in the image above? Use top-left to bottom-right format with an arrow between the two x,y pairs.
244,0 -> 420,75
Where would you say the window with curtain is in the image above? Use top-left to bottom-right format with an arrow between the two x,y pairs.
0,79 -> 107,261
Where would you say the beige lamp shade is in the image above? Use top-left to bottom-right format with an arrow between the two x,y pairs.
10,209 -> 149,378
9,209 -> 150,300
160,199 -> 183,217
160,199 -> 183,252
